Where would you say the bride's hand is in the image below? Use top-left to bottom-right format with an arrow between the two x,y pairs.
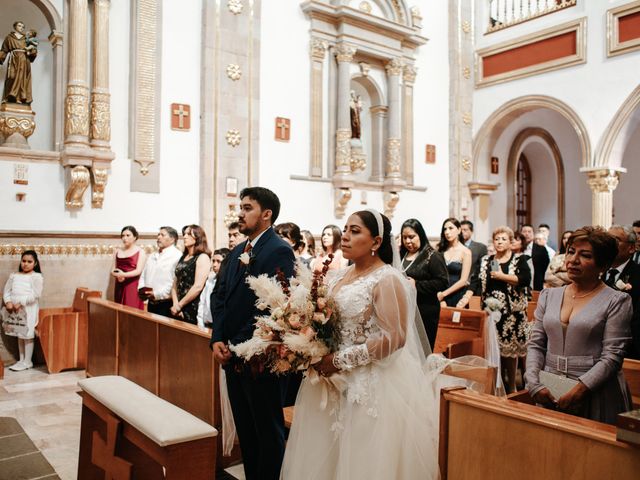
315,353 -> 339,377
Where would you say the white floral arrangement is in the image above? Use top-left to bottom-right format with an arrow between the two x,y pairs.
484,296 -> 503,312
229,256 -> 340,374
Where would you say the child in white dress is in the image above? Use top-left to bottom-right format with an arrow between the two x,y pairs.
2,250 -> 43,371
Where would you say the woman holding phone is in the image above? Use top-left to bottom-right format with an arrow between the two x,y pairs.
479,226 -> 531,393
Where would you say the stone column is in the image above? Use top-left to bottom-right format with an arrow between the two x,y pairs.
584,168 -> 621,228
369,105 -> 387,182
334,43 -> 356,177
402,64 -> 417,185
90,0 -> 111,153
468,182 -> 499,245
64,0 -> 91,149
48,30 -> 64,150
309,38 -> 327,177
385,57 -> 403,182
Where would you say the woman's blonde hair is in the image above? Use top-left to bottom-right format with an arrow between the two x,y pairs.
492,226 -> 514,242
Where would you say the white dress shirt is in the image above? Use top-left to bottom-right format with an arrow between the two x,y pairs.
197,273 -> 217,327
138,245 -> 182,300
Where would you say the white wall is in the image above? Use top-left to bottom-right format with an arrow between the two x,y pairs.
0,0 -> 203,233
259,1 -> 451,236
614,123 -> 640,224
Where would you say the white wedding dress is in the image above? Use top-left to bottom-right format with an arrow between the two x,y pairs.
281,265 -> 440,480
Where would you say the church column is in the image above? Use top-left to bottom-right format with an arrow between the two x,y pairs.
402,64 -> 417,185
334,43 -> 356,177
384,57 -> 403,184
310,38 -> 327,177
369,105 -> 387,182
468,182 -> 499,245
62,0 -> 92,209
584,168 -> 622,228
90,0 -> 114,208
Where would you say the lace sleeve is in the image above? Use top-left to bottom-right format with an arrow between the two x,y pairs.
333,271 -> 409,370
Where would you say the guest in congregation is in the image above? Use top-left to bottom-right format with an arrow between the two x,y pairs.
606,225 -> 640,359
526,227 -> 633,424
632,220 -> 640,265
197,248 -> 230,328
436,218 -> 472,307
310,224 -> 348,273
479,226 -> 531,393
227,221 -> 246,250
171,225 -> 212,324
2,250 -> 43,371
400,218 -> 449,349
535,230 -> 556,259
538,223 -> 556,250
138,226 -> 182,317
522,223 -> 550,291
457,220 -> 488,307
275,222 -> 306,264
544,230 -> 573,288
299,229 -> 316,268
112,226 -> 147,309
511,231 -> 525,254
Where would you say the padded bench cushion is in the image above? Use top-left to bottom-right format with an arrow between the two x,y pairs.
79,375 -> 217,447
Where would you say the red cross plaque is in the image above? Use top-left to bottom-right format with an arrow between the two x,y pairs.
171,103 -> 191,131
425,144 -> 436,164
275,117 -> 290,142
490,156 -> 499,175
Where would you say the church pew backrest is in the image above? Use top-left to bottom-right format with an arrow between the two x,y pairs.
623,358 -> 640,408
435,307 -> 487,358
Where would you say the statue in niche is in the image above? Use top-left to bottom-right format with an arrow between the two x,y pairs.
349,90 -> 362,139
0,21 -> 38,105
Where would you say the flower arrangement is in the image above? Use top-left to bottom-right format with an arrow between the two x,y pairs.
484,296 -> 503,312
229,255 -> 340,374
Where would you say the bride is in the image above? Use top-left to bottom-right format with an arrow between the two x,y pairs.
281,209 -> 440,479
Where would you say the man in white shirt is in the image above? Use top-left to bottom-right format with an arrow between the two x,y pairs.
534,230 -> 556,260
138,226 -> 182,317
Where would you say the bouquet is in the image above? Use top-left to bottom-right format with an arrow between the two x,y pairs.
229,255 -> 340,374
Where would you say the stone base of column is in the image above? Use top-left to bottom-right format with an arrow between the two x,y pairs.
0,103 -> 36,149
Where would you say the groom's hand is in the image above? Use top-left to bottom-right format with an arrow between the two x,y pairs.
213,342 -> 232,365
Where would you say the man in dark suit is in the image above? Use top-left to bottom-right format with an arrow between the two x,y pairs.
211,187 -> 295,480
522,223 -> 550,291
632,220 -> 640,265
607,225 -> 640,359
460,220 -> 487,302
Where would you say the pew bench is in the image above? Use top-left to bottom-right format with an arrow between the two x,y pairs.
78,375 -> 218,480
435,307 -> 487,359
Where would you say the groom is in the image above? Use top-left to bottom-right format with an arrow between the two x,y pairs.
211,187 -> 295,480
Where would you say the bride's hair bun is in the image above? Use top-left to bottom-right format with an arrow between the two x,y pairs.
354,210 -> 393,265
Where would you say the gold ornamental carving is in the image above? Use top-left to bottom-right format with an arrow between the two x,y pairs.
390,0 -> 405,23
228,0 -> 243,15
335,128 -> 352,171
64,84 -> 90,138
334,188 -> 352,219
462,20 -> 471,34
91,167 -> 108,208
385,58 -> 403,76
403,64 -> 417,84
462,112 -> 472,126
587,169 -> 619,193
0,104 -> 36,147
385,138 -> 401,175
359,62 -> 370,77
335,43 -> 356,63
90,92 -> 111,142
65,165 -> 91,208
359,1 -> 372,14
224,203 -> 240,228
0,243 -> 157,256
226,129 -> 241,147
461,157 -> 471,172
383,191 -> 400,219
463,66 -> 471,79
310,38 -> 328,60
226,63 -> 242,81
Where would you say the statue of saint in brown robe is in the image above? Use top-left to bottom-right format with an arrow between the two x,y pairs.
0,21 -> 38,105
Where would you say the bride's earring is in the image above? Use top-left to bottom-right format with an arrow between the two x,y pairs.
371,249 -> 375,256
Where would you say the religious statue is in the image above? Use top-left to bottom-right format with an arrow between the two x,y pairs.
0,21 -> 38,105
349,90 -> 362,139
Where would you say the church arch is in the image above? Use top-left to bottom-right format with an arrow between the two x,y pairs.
506,128 -> 565,239
473,95 -> 591,176
30,0 -> 63,33
594,83 -> 640,169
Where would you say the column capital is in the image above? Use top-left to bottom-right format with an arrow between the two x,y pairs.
403,64 -> 417,84
385,57 -> 403,76
468,181 -> 500,197
310,37 -> 328,60
335,43 -> 356,63
584,168 -> 622,193
48,30 -> 63,47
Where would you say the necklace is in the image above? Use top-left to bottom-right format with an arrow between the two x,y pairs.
344,263 -> 380,283
571,283 -> 602,299
401,252 -> 418,272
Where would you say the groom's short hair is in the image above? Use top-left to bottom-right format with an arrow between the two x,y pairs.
240,187 -> 281,224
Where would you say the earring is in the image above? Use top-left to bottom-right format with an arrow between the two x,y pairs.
371,249 -> 375,256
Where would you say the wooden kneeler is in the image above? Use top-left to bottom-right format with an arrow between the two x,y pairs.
78,376 -> 218,480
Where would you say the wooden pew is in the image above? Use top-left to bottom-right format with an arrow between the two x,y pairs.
439,387 -> 640,480
623,358 -> 640,409
37,287 -> 101,373
87,298 -> 240,472
434,307 -> 487,359
526,301 -> 537,323
468,296 -> 482,310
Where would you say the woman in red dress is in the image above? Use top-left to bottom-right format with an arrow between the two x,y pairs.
112,225 -> 147,309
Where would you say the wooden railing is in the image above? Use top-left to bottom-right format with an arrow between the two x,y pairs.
487,0 -> 577,33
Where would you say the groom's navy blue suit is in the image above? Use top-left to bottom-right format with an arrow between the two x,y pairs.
211,227 -> 295,480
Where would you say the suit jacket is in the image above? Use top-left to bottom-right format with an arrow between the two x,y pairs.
467,240 -> 488,295
613,260 -> 640,359
530,243 -> 550,291
211,227 -> 295,346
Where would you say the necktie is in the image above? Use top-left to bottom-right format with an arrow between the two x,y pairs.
605,268 -> 618,287
634,251 -> 640,265
243,242 -> 253,254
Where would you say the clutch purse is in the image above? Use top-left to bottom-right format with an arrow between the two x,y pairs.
539,370 -> 579,399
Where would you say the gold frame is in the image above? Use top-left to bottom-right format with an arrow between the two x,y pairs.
607,0 -> 640,58
475,17 -> 587,88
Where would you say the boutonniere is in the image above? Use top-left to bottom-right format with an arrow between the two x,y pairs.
239,252 -> 251,265
615,279 -> 632,292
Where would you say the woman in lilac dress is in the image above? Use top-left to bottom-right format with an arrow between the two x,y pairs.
112,225 -> 147,310
525,226 -> 633,424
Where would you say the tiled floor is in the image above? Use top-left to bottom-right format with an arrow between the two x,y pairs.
0,367 -> 245,480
